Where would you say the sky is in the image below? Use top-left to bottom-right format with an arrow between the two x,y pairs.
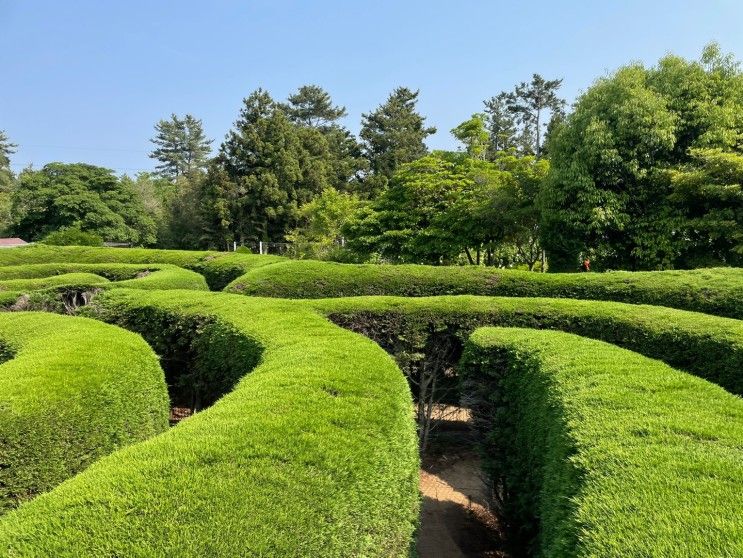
2,0 -> 743,175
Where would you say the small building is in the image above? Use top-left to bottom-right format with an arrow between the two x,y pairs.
0,238 -> 28,248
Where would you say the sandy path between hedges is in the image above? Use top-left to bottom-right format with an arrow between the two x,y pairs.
417,407 -> 511,557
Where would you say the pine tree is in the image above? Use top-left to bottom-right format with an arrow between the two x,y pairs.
286,85 -> 347,128
286,85 -> 367,189
210,89 -> 335,245
149,114 -> 213,180
360,87 -> 436,179
483,92 -> 519,155
506,74 -> 566,157
0,130 -> 16,174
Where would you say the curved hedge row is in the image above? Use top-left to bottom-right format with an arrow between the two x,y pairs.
226,260 -> 743,319
0,272 -> 110,292
0,312 -> 168,515
0,263 -> 208,292
0,245 -> 284,290
461,327 -> 743,557
311,295 -> 743,396
0,291 -> 419,557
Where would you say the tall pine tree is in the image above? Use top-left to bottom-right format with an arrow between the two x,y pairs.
202,89 -> 337,247
149,114 -> 213,179
286,85 -> 367,190
360,87 -> 436,180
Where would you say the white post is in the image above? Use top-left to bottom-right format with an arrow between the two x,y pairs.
233,241 -> 237,252
259,241 -> 263,255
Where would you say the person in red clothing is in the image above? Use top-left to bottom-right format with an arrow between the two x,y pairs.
580,257 -> 591,272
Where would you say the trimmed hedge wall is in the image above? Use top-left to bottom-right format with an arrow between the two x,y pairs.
460,327 -> 743,557
0,291 -> 419,557
312,295 -> 743,396
0,312 -> 168,514
226,260 -> 743,319
0,273 -> 110,291
0,245 -> 283,290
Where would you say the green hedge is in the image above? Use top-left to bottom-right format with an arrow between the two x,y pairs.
0,245 -> 283,290
0,263 -> 208,296
0,273 -> 110,291
460,327 -> 743,557
226,260 -> 743,319
0,312 -> 168,514
311,295 -> 743,396
0,290 -> 419,557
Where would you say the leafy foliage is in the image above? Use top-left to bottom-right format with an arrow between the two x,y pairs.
462,327 -> 743,557
42,226 -> 103,246
541,44 -> 743,270
10,163 -> 157,245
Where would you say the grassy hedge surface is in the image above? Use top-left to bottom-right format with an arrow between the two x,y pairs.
226,260 -> 743,319
0,291 -> 419,557
0,312 -> 168,515
0,245 -> 283,290
311,295 -> 743,396
0,264 -> 209,301
461,327 -> 743,557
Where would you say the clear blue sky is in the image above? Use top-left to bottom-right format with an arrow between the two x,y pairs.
2,0 -> 742,175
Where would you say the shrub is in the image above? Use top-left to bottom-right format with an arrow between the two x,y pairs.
0,291 -> 419,556
460,327 -> 743,557
0,312 -> 168,514
0,245 -> 284,290
41,227 -> 103,247
226,260 -> 743,319
0,263 -> 208,294
312,295 -> 743,396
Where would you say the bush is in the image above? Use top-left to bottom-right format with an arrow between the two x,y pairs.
312,295 -> 743,397
0,245 -> 284,290
0,290 -> 419,556
41,227 -> 103,247
225,260 -> 743,319
460,327 -> 743,557
0,312 -> 168,514
0,264 -> 209,306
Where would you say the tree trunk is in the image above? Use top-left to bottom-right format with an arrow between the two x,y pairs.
464,247 -> 475,265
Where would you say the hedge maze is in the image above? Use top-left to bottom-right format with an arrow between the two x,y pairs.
0,244 -> 741,557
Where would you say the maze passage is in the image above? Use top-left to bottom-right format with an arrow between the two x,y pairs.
0,245 -> 740,557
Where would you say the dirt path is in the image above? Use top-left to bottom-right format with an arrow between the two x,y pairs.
417,406 -> 512,557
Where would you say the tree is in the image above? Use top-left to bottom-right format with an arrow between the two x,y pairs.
10,163 -> 156,244
667,148 -> 743,267
506,74 -> 566,157
483,93 -> 520,155
150,114 -> 213,180
344,153 -> 469,264
285,85 -> 347,127
541,44 -> 743,270
451,114 -> 489,159
286,187 -> 362,259
202,89 -> 337,247
0,131 -> 17,235
360,87 -> 436,180
286,85 -> 368,191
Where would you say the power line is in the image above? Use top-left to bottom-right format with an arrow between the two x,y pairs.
15,144 -> 150,154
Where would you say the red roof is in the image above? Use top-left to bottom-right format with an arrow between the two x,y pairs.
0,238 -> 28,246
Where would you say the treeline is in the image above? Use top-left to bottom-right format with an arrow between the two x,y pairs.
1,43 -> 741,271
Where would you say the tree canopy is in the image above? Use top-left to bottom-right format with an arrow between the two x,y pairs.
10,163 -> 156,244
541,44 -> 743,270
150,114 -> 213,180
360,87 -> 436,180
